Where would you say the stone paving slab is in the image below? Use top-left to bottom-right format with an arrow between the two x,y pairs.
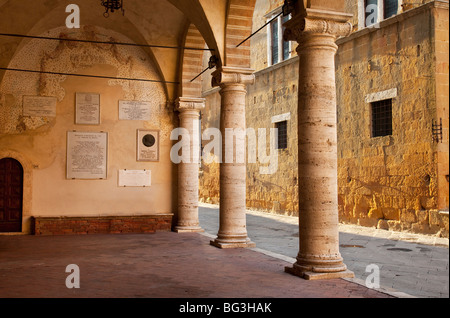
0,232 -> 391,299
199,203 -> 449,298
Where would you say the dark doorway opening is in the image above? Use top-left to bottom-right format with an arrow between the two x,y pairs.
0,158 -> 23,232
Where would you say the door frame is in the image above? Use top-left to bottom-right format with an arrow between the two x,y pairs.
0,152 -> 32,235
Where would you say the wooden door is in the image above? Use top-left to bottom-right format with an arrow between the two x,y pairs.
0,158 -> 23,232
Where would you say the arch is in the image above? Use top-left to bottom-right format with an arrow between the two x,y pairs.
224,0 -> 257,68
179,23 -> 207,97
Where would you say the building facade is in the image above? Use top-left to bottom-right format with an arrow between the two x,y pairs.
199,0 -> 449,237
0,0 -> 447,281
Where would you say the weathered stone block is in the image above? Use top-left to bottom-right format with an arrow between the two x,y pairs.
420,196 -> 437,210
416,210 -> 429,225
377,219 -> 389,230
382,207 -> 400,221
358,218 -> 378,228
429,210 -> 442,226
368,208 -> 383,219
401,209 -> 417,223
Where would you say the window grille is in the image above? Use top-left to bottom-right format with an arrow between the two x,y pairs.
371,99 -> 393,137
276,121 -> 288,149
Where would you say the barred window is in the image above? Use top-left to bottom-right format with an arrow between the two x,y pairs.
276,120 -> 288,149
371,99 -> 393,137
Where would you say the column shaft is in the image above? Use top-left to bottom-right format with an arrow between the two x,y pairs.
284,12 -> 355,280
210,67 -> 255,248
174,98 -> 204,233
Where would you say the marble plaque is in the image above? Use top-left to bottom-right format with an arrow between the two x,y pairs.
66,131 -> 108,179
75,93 -> 100,125
118,170 -> 151,187
119,101 -> 152,121
23,96 -> 57,117
137,129 -> 160,162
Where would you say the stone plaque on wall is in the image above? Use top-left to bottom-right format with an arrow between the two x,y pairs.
75,93 -> 100,125
118,170 -> 151,187
23,96 -> 57,117
66,131 -> 108,180
119,100 -> 152,121
137,129 -> 160,162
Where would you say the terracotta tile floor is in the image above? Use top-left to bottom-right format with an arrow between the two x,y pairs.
0,232 -> 393,298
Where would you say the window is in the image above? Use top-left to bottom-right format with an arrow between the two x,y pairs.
384,0 -> 399,19
268,12 -> 291,66
371,99 -> 393,137
362,0 -> 399,28
281,15 -> 291,61
275,120 -> 288,149
270,17 -> 279,65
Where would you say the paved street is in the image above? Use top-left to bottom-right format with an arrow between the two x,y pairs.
199,203 -> 449,298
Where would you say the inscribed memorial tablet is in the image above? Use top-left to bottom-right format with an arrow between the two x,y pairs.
67,131 -> 108,179
119,101 -> 151,120
137,129 -> 160,162
23,96 -> 57,117
76,93 -> 100,125
118,170 -> 151,187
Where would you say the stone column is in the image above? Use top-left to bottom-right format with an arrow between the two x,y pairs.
174,97 -> 205,233
283,10 -> 355,280
210,66 -> 256,248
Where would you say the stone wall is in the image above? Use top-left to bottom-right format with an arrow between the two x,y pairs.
199,88 -> 221,205
245,59 -> 299,215
335,1 -> 449,237
198,0 -> 448,237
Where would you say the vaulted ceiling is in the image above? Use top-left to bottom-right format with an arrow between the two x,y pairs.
0,0 -> 349,101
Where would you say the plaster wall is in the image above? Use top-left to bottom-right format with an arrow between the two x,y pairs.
0,27 -> 176,233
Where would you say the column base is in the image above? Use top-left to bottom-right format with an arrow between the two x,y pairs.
285,265 -> 354,280
210,238 -> 256,249
174,226 -> 204,233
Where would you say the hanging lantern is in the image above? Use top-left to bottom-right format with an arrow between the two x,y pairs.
101,0 -> 125,18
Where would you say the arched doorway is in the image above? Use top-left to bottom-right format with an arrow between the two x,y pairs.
0,158 -> 23,233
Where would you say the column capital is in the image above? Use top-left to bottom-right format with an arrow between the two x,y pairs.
283,9 -> 353,43
211,66 -> 255,88
175,97 -> 205,113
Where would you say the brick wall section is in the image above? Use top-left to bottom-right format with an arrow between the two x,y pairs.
225,0 -> 256,67
33,215 -> 173,236
181,24 -> 206,97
